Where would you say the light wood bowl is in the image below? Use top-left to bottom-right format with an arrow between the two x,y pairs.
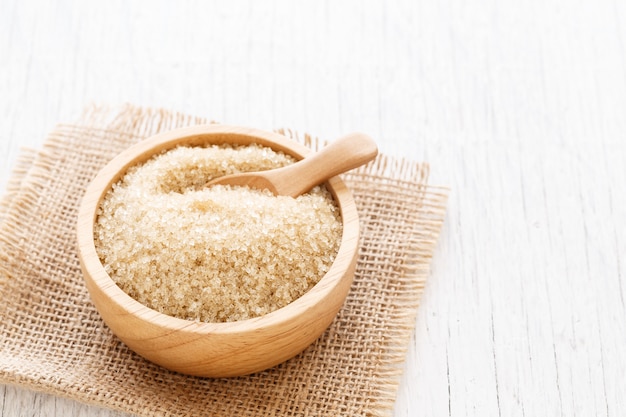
76,125 -> 360,377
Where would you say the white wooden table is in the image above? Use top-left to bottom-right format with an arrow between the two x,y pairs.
1,1 -> 625,415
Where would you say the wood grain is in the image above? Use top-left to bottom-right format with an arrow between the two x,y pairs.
1,0 -> 625,416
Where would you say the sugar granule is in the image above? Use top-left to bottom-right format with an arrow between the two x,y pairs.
94,144 -> 343,323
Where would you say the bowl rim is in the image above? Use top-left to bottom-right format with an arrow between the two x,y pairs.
76,124 -> 359,335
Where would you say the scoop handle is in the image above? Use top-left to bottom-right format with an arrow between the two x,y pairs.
268,132 -> 378,197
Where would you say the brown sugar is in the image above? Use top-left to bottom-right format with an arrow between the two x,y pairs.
94,144 -> 343,323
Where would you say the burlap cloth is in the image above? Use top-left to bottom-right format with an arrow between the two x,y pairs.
0,105 -> 448,417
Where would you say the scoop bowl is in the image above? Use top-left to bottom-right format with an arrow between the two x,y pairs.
76,125 -> 361,377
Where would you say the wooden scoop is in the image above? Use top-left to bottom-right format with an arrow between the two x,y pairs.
207,133 -> 378,197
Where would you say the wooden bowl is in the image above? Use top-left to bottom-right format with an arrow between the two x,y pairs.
76,125 -> 359,377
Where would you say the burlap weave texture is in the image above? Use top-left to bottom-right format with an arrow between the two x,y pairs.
0,106 -> 448,417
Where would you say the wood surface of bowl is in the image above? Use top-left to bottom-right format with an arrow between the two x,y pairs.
76,125 -> 360,377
